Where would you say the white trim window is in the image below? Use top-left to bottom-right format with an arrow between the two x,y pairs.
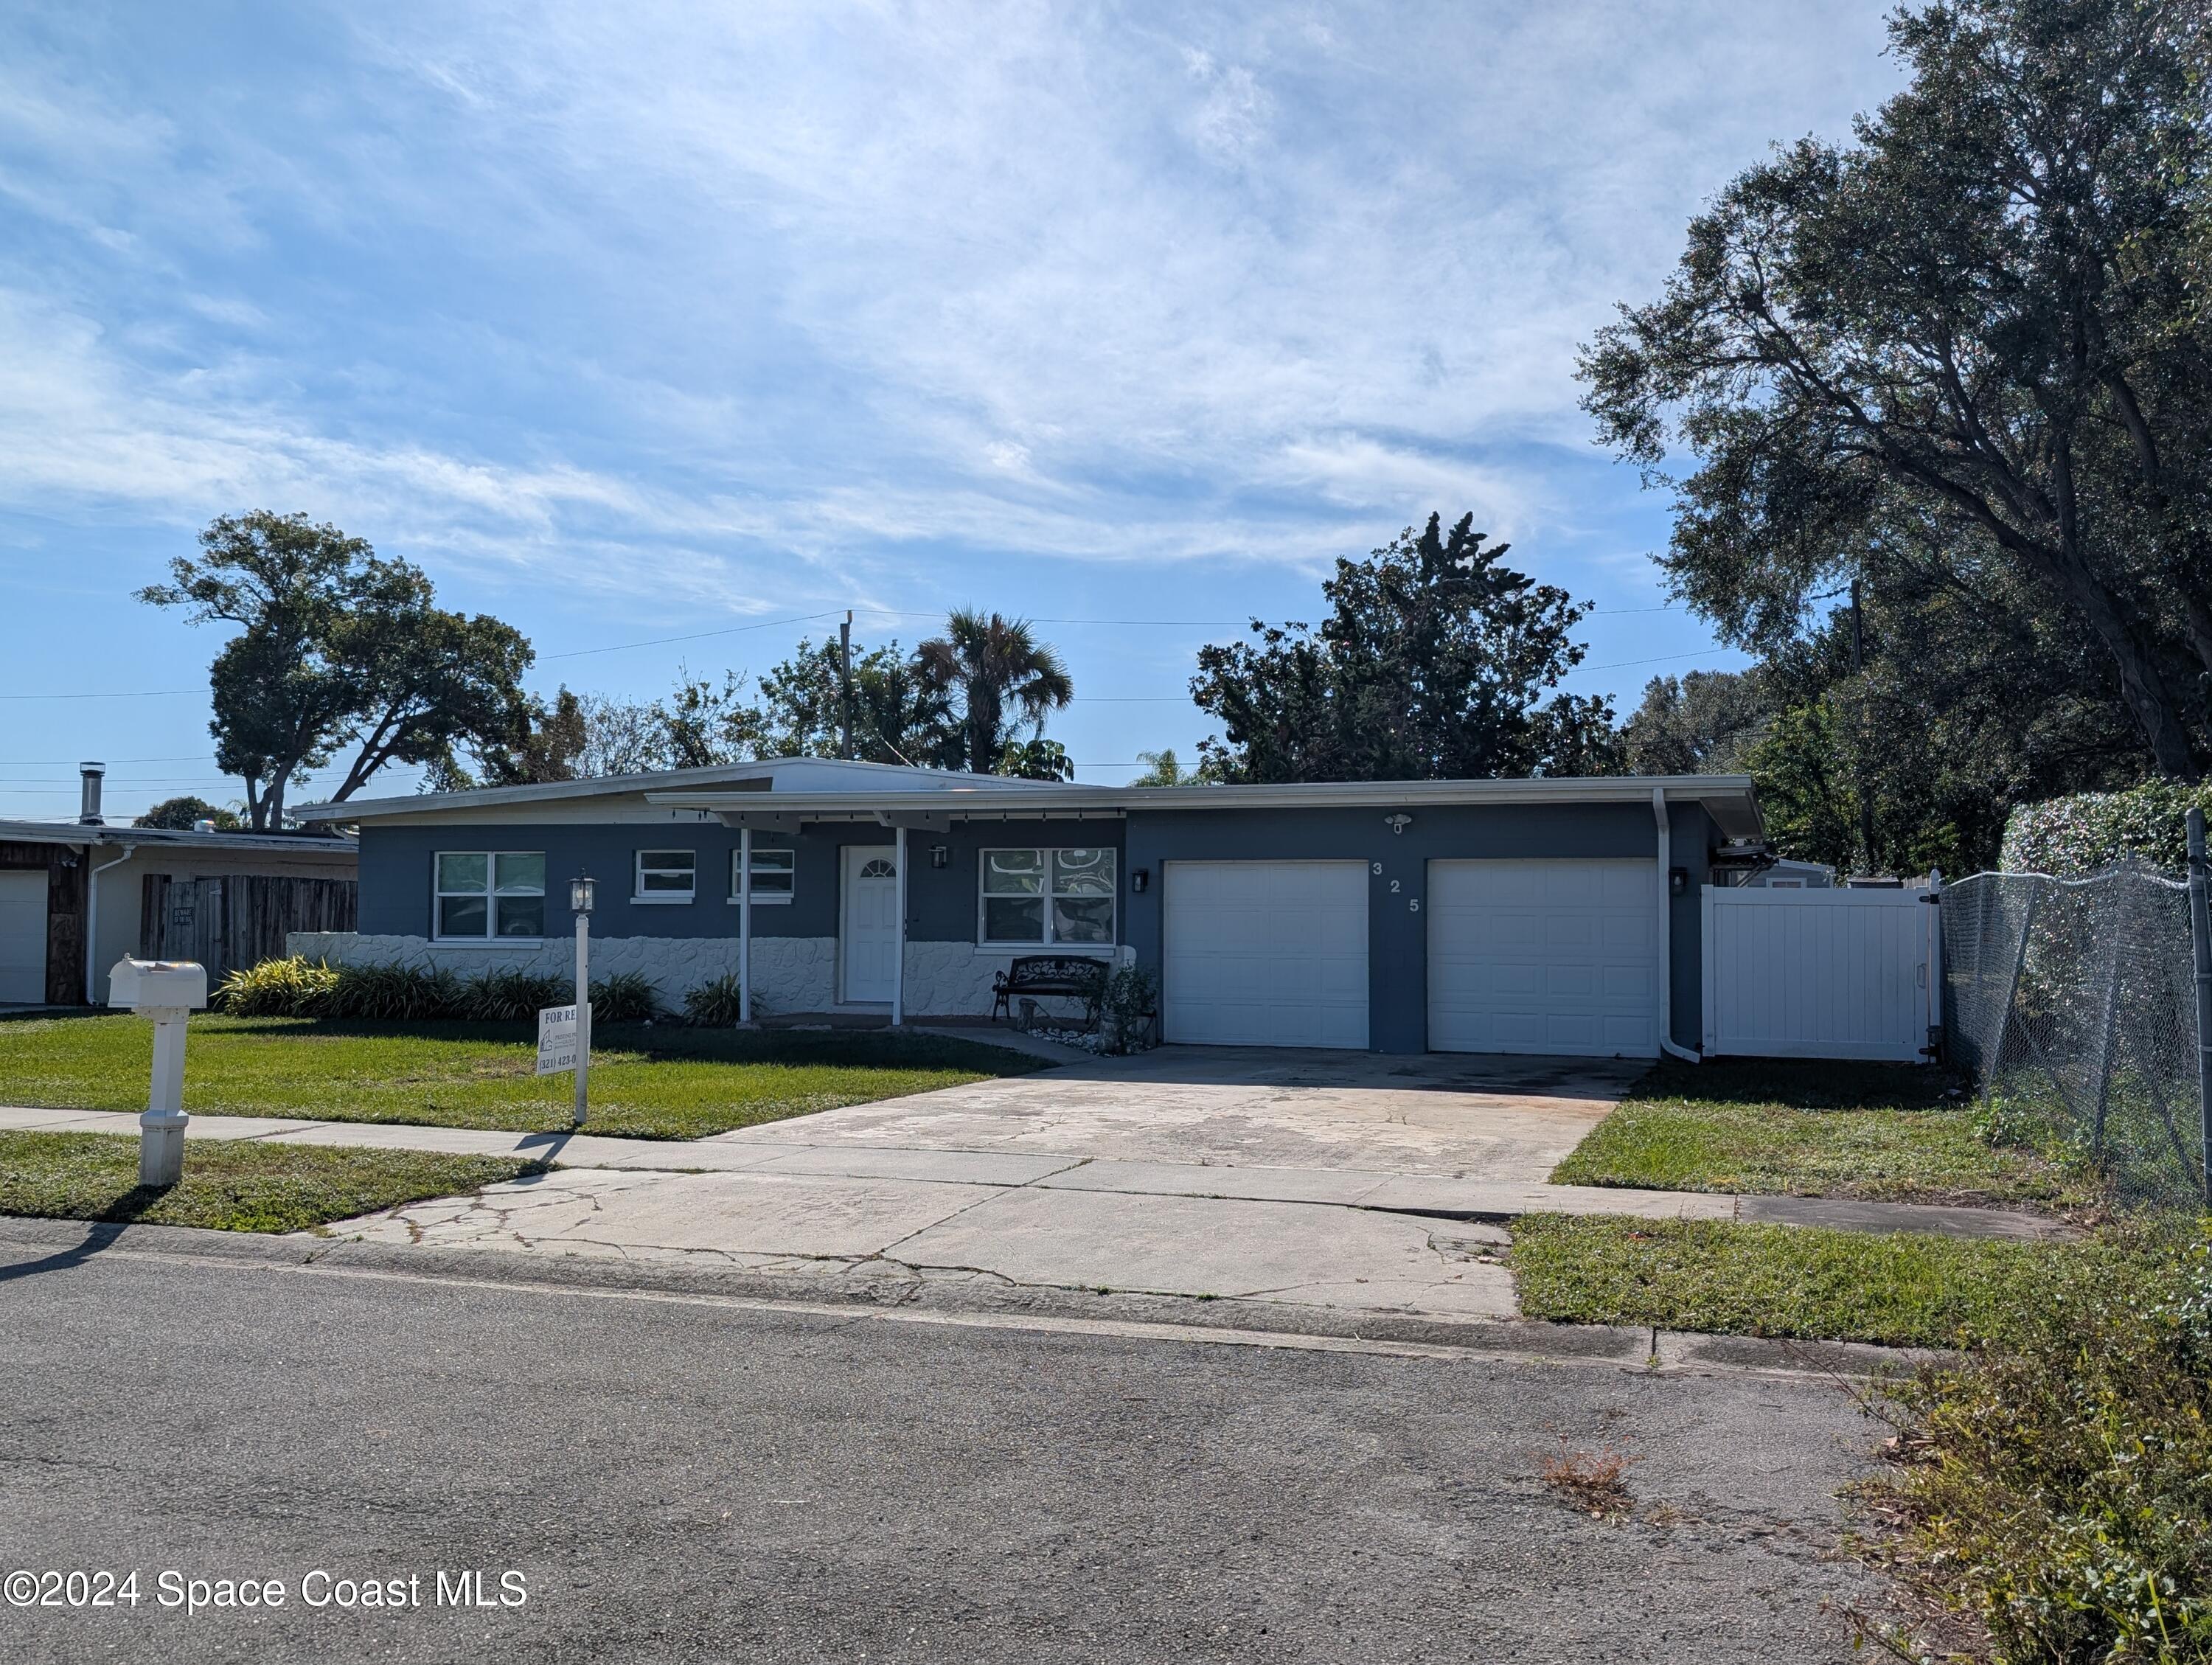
635,849 -> 697,903
728,847 -> 796,904
435,852 -> 545,940
979,847 -> 1116,947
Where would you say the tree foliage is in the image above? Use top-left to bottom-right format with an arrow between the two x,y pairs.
755,636 -> 951,765
133,796 -> 242,832
1190,512 -> 1619,783
1620,670 -> 1770,776
139,512 -> 534,827
1582,0 -> 2212,782
917,611 -> 1075,774
1128,747 -> 1205,786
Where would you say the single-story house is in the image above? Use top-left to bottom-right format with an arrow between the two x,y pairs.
1,765 -> 358,1006
292,759 -> 1766,1059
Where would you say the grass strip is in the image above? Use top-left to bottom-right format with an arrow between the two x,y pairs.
1551,1058 -> 2085,1209
1509,1212 -> 2138,1351
0,1129 -> 541,1234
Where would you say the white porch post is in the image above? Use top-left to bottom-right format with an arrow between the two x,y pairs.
739,825 -> 753,1024
892,824 -> 907,1027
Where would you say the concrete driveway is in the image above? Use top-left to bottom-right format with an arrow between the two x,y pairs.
743,1045 -> 1643,1179
330,1046 -> 1709,1325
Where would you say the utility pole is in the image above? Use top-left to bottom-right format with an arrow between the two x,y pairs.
1852,576 -> 1874,875
839,611 -> 854,761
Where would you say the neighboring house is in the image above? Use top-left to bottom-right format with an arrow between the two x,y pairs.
293,759 -> 1763,1059
1,821 -> 358,1007
1738,858 -> 1836,889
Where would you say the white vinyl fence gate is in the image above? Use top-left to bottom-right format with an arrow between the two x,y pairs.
1701,881 -> 1941,1062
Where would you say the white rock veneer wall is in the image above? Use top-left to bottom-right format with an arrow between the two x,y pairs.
286,932 -> 1131,1020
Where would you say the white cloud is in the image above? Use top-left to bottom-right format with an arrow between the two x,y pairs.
0,0 -> 1907,621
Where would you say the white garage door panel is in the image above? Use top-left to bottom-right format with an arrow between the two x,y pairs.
0,870 -> 48,1004
1164,861 -> 1368,1049
1428,858 -> 1658,1057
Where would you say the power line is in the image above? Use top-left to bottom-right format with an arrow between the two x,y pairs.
0,688 -> 207,701
1563,647 -> 1742,675
540,610 -> 846,661
0,754 -> 212,765
0,602 -> 1702,698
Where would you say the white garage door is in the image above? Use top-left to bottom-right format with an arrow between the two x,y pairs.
1427,859 -> 1658,1057
0,870 -> 48,1005
1163,861 -> 1368,1049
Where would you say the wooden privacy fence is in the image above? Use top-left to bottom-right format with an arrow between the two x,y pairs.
139,874 -> 355,980
1701,880 -> 1941,1062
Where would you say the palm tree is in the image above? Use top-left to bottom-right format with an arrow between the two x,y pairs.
1129,748 -> 1192,786
916,610 -> 1074,774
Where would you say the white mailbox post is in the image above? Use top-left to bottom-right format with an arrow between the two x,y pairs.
108,957 -> 208,1187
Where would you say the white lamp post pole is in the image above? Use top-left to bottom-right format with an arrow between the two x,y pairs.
739,825 -> 753,1025
570,875 -> 595,1127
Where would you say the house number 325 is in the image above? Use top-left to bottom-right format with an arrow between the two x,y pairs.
1372,867 -> 1419,909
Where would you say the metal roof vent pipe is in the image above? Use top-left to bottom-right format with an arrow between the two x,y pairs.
78,762 -> 105,826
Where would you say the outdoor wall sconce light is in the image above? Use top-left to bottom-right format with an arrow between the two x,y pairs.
931,844 -> 950,869
1384,813 -> 1413,835
570,874 -> 597,915
1131,867 -> 1150,894
1669,866 -> 1689,898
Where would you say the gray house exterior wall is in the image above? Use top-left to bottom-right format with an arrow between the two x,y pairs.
355,818 -> 1127,945
324,796 -> 1717,1052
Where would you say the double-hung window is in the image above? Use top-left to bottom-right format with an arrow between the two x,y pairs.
435,852 -> 545,939
980,847 -> 1116,947
728,847 -> 795,904
635,849 -> 697,903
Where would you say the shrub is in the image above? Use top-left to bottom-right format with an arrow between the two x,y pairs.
325,962 -> 462,1022
589,970 -> 661,1024
682,973 -> 748,1027
1999,781 -> 2212,877
1099,964 -> 1160,1054
209,956 -> 338,1018
459,967 -> 571,1023
1855,1231 -> 2212,1661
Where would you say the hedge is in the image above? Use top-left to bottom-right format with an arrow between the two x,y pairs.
1997,782 -> 2212,878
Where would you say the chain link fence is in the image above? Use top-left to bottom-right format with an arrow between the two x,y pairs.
1942,866 -> 2209,1212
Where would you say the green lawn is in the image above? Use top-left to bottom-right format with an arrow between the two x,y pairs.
1509,1213 -> 2136,1350
0,1013 -> 1040,1139
0,1129 -> 540,1234
1551,1058 -> 2086,1210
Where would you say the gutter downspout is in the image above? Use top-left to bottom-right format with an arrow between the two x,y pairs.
1650,790 -> 1700,1064
891,824 -> 907,1027
84,841 -> 137,1006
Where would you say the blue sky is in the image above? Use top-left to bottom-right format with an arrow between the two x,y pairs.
0,2 -> 1905,821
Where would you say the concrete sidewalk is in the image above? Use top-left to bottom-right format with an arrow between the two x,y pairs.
0,1099 -> 2078,1245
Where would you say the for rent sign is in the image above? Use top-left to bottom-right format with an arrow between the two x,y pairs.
535,1004 -> 579,1076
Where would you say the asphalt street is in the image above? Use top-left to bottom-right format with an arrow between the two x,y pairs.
1,1232 -> 1882,1664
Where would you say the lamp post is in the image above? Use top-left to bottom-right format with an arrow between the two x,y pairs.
570,875 -> 595,1127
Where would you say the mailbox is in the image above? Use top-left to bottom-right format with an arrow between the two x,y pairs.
109,958 -> 208,1012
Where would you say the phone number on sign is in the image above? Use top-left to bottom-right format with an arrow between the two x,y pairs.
4,1569 -> 528,1614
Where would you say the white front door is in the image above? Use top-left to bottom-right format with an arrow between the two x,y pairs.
840,844 -> 901,1004
0,870 -> 46,1004
1426,858 -> 1660,1057
1161,861 -> 1369,1049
